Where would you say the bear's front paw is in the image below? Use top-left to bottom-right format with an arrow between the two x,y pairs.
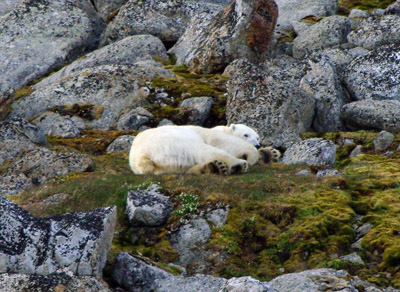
259,147 -> 281,164
230,160 -> 248,174
208,160 -> 229,175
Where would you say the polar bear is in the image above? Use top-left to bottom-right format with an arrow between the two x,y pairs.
212,124 -> 261,148
129,125 -> 260,175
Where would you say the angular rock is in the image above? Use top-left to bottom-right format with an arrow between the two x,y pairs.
93,0 -> 129,20
348,15 -> 400,50
226,59 -> 315,149
0,0 -> 105,93
374,131 -> 395,151
282,138 -> 336,167
106,135 -> 135,153
356,223 -> 372,239
0,195 -> 116,277
100,0 -> 223,46
385,0 -> 400,15
0,148 -> 93,195
350,145 -> 362,158
293,16 -> 351,59
300,55 -> 348,132
341,100 -> 400,132
0,0 -> 21,16
31,112 -> 85,138
343,43 -> 400,101
0,118 -> 46,166
316,169 -> 343,178
158,274 -> 227,292
126,188 -> 173,227
40,193 -> 70,207
296,169 -> 312,176
169,0 -> 278,73
35,34 -> 168,88
220,276 -> 276,292
180,97 -> 214,125
340,253 -> 364,265
206,208 -> 228,227
117,107 -> 154,131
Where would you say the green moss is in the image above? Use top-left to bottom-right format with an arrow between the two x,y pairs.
15,86 -> 34,99
339,0 -> 396,14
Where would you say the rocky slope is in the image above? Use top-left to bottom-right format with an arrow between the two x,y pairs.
1,0 -> 400,291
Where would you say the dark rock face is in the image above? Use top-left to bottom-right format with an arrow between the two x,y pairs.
169,0 -> 278,73
0,195 -> 116,277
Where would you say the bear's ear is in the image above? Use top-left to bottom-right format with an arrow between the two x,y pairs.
230,124 -> 236,131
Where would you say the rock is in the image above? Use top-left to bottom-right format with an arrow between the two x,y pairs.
220,276 -> 276,292
93,0 -> 129,20
0,148 -> 93,195
350,145 -> 362,157
293,16 -> 351,59
100,0 -> 223,46
351,238 -> 363,251
0,273 -> 112,292
296,169 -> 312,176
300,55 -> 348,132
282,138 -> 336,167
343,43 -> 400,101
349,8 -> 370,19
0,0 -> 21,16
340,253 -> 365,265
0,88 -> 16,121
268,269 -> 355,292
373,131 -> 395,151
35,34 -> 168,88
0,118 -> 46,166
316,169 -> 343,178
275,0 -> 338,31
386,0 -> 400,15
341,100 -> 400,132
180,97 -> 214,125
158,119 -> 175,126
226,59 -> 315,149
169,0 -> 278,73
356,223 -> 372,239
0,0 -> 105,93
11,63 -> 174,131
40,193 -> 70,206
206,208 -> 228,227
158,274 -> 227,292
0,195 -> 116,276
31,112 -> 85,138
117,107 -> 154,131
126,188 -> 173,227
106,135 -> 135,153
169,218 -> 212,267
348,15 -> 400,50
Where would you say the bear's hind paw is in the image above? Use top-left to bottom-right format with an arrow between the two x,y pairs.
209,160 -> 229,175
230,160 -> 248,174
259,147 -> 281,164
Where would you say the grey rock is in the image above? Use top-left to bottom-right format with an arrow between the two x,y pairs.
341,100 -> 400,132
343,43 -> 400,101
386,0 -> 400,15
349,8 -> 370,19
356,223 -> 372,239
226,59 -> 315,149
106,135 -> 135,153
0,0 -> 105,93
40,193 -> 70,206
291,21 -> 313,35
117,107 -> 154,131
340,253 -> 365,265
93,0 -> 129,20
0,118 -> 46,166
0,148 -> 93,195
0,0 -> 21,16
296,169 -> 312,176
293,16 -> 351,59
159,274 -> 227,292
350,145 -> 362,157
180,97 -> 214,125
351,238 -> 363,251
35,34 -> 168,88
169,0 -> 278,73
268,269 -> 354,292
158,119 -> 175,126
31,112 -> 85,138
282,138 -> 336,167
206,208 -> 228,227
0,89 -> 16,120
374,131 -> 395,151
0,273 -> 111,292
126,188 -> 173,227
219,276 -> 276,292
0,195 -> 116,277
316,169 -> 343,178
300,55 -> 348,132
100,0 -> 224,46
348,15 -> 400,50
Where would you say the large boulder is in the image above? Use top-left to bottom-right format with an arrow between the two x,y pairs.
169,0 -> 278,73
179,97 -> 214,125
0,195 -> 116,277
341,100 -> 400,132
293,16 -> 351,59
31,112 -> 85,138
93,0 -> 129,20
225,59 -> 315,149
0,0 -> 20,16
343,43 -> 400,101
0,0 -> 105,93
100,0 -> 223,46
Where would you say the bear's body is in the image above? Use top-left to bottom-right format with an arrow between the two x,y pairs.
129,125 -> 259,175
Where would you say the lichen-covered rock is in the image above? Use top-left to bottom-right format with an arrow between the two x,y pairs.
35,34 -> 168,88
106,135 -> 135,153
100,0 -> 223,46
293,16 -> 351,59
225,59 -> 315,149
282,138 -> 336,167
31,112 -> 85,138
93,0 -> 129,20
0,0 -> 20,16
117,107 -> 154,131
300,55 -> 348,132
340,253 -> 365,265
220,276 -> 276,292
0,148 -> 93,195
11,63 -> 174,130
385,0 -> 400,15
0,273 -> 112,292
169,0 -> 278,73
0,0 -> 105,93
126,188 -> 173,226
341,100 -> 400,132
343,43 -> 400,101
0,118 -> 46,166
316,169 -> 343,178
348,15 -> 400,50
206,208 -> 228,227
373,131 -> 395,151
0,195 -> 116,277
179,97 -> 214,125
158,274 -> 227,292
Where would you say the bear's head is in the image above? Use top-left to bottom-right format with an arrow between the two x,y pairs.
229,124 -> 260,149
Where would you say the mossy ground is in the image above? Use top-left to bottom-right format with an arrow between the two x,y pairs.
8,130 -> 400,288
339,0 -> 396,14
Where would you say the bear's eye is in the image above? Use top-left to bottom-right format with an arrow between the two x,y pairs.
244,134 -> 249,137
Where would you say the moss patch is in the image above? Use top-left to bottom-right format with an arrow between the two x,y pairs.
339,0 -> 396,14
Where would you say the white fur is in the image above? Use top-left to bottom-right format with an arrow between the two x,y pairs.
129,125 -> 259,175
212,124 -> 260,148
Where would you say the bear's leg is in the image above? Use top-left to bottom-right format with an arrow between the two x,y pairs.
187,160 -> 230,175
258,147 -> 281,164
135,153 -> 158,174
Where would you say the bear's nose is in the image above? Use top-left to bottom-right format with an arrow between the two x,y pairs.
255,144 -> 261,149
